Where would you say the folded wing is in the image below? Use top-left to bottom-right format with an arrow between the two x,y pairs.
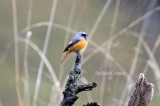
63,39 -> 80,52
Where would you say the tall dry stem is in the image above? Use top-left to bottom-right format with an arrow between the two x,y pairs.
83,6 -> 160,65
18,38 -> 62,96
23,0 -> 33,105
88,0 -> 112,41
33,0 -> 58,106
12,0 -> 23,105
119,1 -> 158,105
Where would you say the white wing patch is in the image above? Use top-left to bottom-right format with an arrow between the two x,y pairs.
68,41 -> 72,44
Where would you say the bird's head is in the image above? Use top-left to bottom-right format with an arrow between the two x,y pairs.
76,32 -> 88,41
77,32 -> 88,37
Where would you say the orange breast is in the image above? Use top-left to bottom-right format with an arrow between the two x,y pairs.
69,38 -> 87,52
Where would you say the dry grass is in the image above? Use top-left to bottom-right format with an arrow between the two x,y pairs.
10,0 -> 160,106
12,0 -> 23,105
33,0 -> 58,106
23,0 -> 33,105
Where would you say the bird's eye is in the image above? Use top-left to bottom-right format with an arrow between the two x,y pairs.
82,34 -> 87,36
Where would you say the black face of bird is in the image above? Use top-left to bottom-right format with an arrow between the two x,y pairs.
77,32 -> 87,37
81,33 -> 87,37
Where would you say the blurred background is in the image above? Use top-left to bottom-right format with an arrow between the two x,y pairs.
0,0 -> 160,106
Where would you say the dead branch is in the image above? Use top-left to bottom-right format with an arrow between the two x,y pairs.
127,73 -> 154,106
61,52 -> 98,106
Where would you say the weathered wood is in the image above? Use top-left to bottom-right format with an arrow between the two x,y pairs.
61,52 -> 97,106
127,73 -> 154,106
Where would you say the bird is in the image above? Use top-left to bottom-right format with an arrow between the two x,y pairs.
61,32 -> 88,64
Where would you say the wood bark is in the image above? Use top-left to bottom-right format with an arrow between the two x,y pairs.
61,52 -> 98,106
127,73 -> 154,106
61,52 -> 154,106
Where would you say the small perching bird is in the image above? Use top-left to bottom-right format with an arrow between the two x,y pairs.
61,32 -> 88,64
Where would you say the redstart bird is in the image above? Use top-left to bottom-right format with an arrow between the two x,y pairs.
61,32 -> 88,64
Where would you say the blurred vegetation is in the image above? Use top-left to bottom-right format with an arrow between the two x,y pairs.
0,0 -> 160,106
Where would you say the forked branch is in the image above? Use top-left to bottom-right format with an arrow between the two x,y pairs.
61,52 -> 98,106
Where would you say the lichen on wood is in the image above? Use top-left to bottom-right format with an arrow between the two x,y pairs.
61,52 -> 97,106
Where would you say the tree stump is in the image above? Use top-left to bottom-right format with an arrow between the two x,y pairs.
127,73 -> 154,106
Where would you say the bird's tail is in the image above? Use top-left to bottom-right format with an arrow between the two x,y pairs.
61,51 -> 70,64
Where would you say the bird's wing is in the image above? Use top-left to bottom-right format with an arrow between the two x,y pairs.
63,39 -> 80,52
